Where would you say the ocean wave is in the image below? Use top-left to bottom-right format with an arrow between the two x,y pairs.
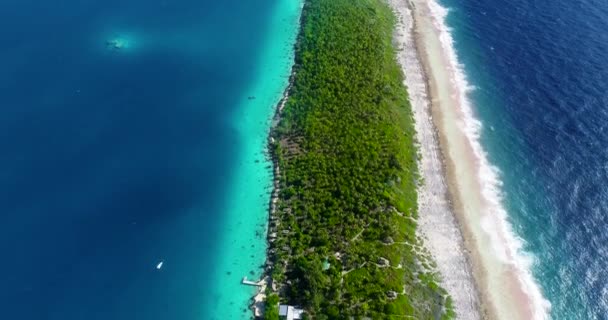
389,0 -> 482,317
425,0 -> 552,318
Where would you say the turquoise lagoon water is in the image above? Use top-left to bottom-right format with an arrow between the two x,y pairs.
210,0 -> 302,318
0,0 -> 301,319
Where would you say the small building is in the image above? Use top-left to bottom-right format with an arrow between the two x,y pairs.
322,259 -> 331,271
279,304 -> 304,320
378,257 -> 390,267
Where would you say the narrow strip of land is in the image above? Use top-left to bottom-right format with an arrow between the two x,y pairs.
260,0 -> 455,318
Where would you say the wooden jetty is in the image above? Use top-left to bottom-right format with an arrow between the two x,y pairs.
241,276 -> 263,287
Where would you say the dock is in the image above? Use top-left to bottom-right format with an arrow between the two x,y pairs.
241,276 -> 264,287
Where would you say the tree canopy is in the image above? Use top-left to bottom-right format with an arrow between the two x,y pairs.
266,0 -> 455,318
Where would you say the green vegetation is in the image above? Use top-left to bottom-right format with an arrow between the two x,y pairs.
266,0 -> 454,318
264,294 -> 280,320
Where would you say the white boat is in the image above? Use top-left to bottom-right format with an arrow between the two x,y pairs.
156,261 -> 164,270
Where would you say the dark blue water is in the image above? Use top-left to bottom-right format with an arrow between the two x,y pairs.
0,0 -> 277,319
442,0 -> 608,317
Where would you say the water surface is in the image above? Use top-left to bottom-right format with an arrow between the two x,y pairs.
0,0 -> 300,318
441,0 -> 608,317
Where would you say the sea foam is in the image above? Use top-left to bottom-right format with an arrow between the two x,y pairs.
425,0 -> 552,318
388,0 -> 481,316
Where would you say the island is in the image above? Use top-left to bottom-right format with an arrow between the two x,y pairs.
257,0 -> 455,318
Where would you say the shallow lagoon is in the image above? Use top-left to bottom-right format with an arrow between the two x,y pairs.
0,0 -> 299,318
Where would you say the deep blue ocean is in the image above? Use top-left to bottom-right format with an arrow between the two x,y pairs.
442,0 -> 608,317
5,0 -> 608,318
0,0 -> 293,319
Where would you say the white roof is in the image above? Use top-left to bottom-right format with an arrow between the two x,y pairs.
291,307 -> 304,319
279,305 -> 289,316
277,305 -> 303,320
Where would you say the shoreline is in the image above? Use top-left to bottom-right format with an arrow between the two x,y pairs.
388,0 -> 551,319
249,0 -> 306,317
200,0 -> 303,318
253,0 -> 549,317
248,63 -> 298,319
253,0 -> 457,317
387,0 -> 483,318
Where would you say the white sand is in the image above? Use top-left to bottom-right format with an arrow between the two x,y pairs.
388,0 -> 482,318
387,0 -> 553,318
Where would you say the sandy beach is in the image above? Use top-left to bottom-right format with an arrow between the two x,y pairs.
387,0 -> 551,319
